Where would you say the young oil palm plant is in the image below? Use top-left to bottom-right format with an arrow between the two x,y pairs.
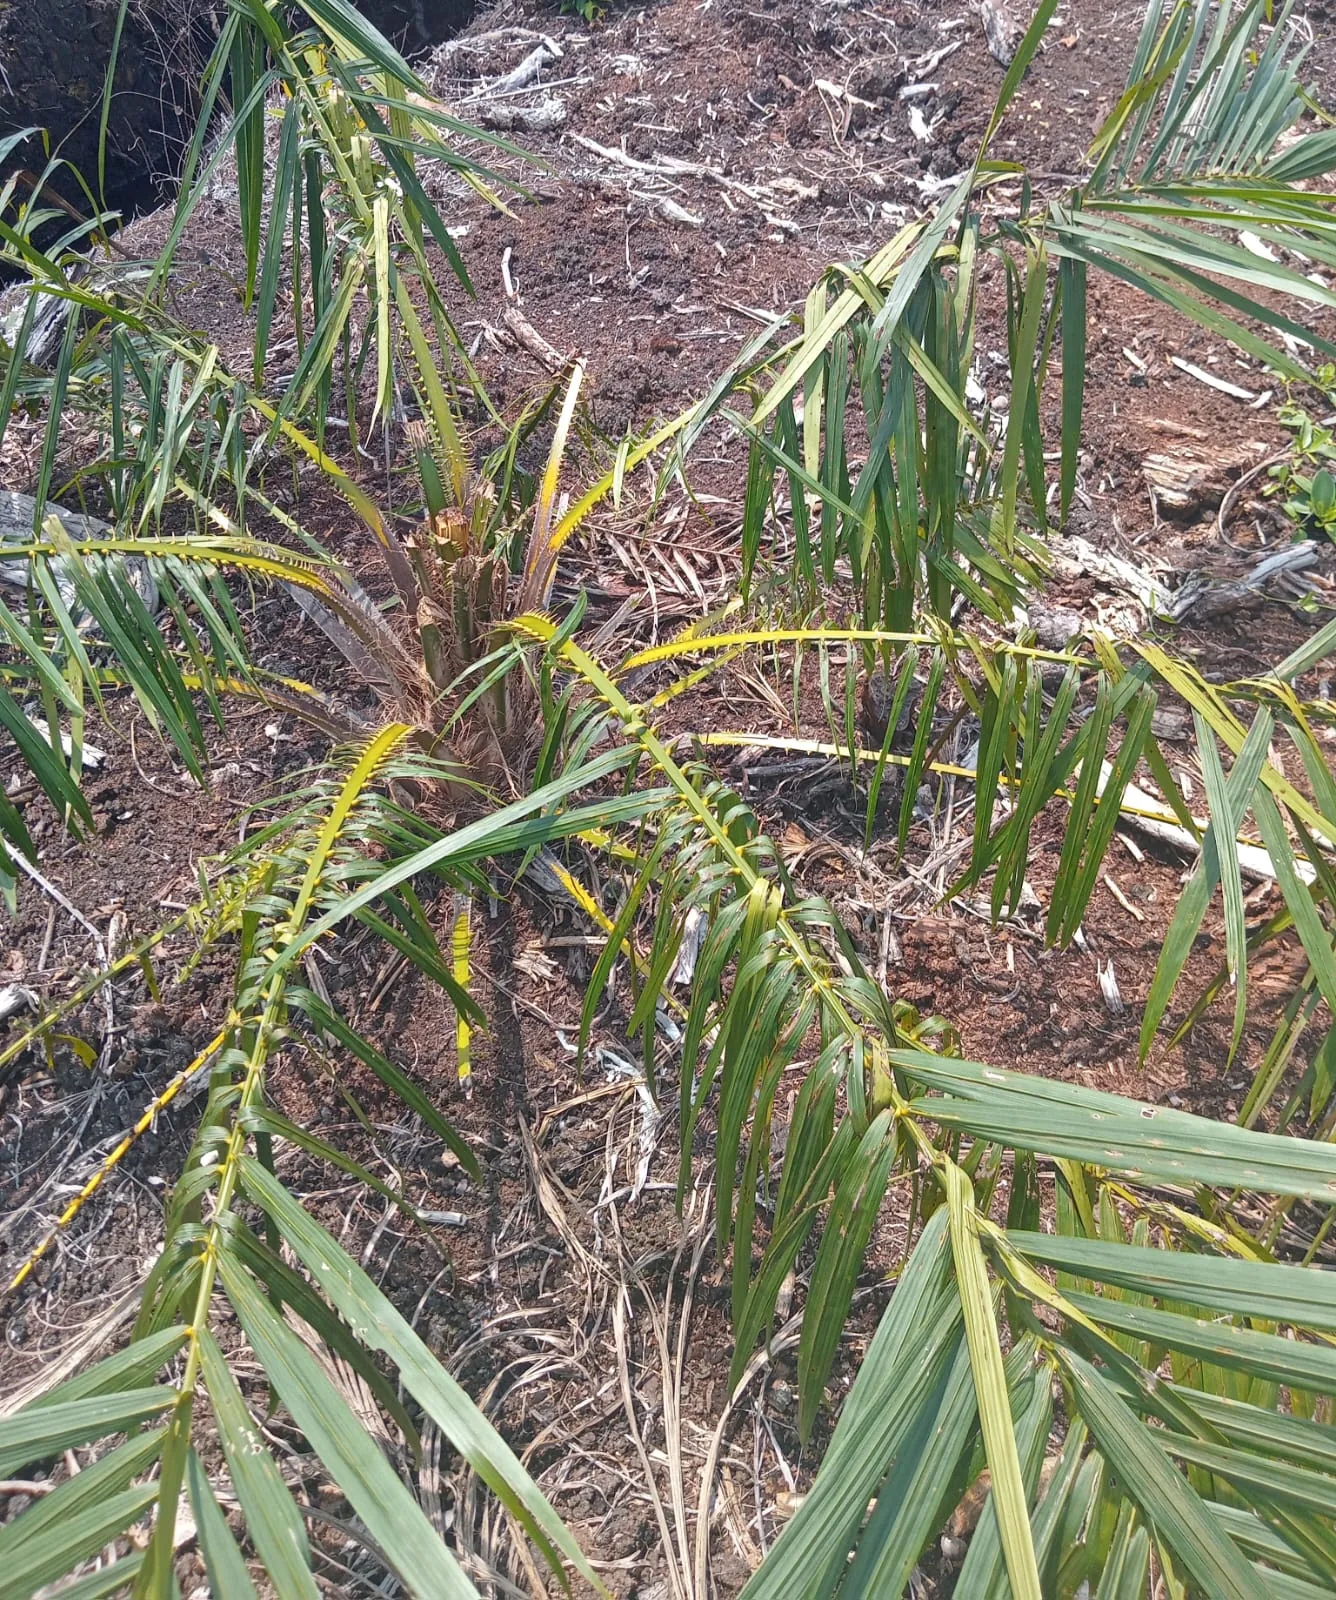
0,16 -> 700,1589
4,0 -> 1336,1594
278,357 -> 599,790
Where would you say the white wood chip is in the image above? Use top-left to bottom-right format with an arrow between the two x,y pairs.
1098,959 -> 1125,1015
1169,356 -> 1256,402
1238,230 -> 1277,261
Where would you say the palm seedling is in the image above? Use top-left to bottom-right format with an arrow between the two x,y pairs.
5,0 -> 1336,1593
278,355 -> 598,789
665,0 -> 1336,1119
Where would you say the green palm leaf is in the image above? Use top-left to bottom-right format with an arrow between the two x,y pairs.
1014,1233 -> 1336,1330
216,1248 -> 478,1600
187,1448 -> 261,1599
945,1161 -> 1042,1599
0,1430 -> 164,1599
238,1156 -> 607,1594
1059,1351 -> 1269,1599
896,1047 -> 1336,1200
0,1389 -> 176,1478
740,1211 -> 961,1599
197,1328 -> 317,1600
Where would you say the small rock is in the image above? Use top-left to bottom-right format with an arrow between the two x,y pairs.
860,669 -> 923,746
981,0 -> 1024,65
1027,603 -> 1084,651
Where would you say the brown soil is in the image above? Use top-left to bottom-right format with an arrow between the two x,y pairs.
3,0 -> 1336,1594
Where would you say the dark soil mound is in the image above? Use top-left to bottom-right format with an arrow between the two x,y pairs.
0,0 -> 477,226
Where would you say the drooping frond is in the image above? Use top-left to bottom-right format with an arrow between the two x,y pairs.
0,729 -> 665,1595
489,607 -> 1336,1597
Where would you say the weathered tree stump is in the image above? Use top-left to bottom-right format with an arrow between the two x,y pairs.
1142,441 -> 1258,520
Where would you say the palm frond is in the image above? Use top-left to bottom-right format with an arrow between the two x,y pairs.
742,1092 -> 1336,1598
517,601 -> 1335,1468
1053,0 -> 1336,378
0,732 -> 643,1596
